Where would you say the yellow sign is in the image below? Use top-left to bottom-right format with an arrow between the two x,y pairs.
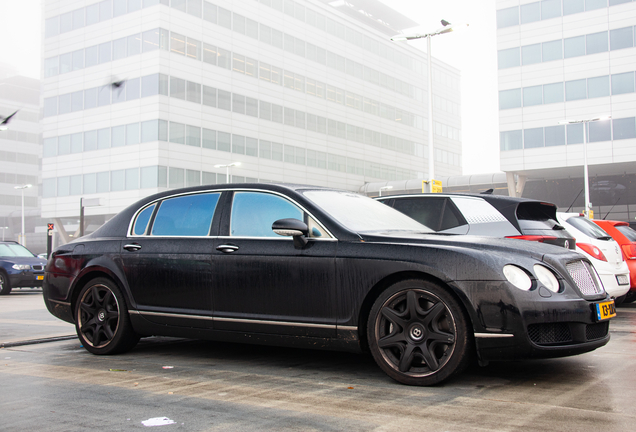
431,180 -> 442,193
589,210 -> 594,219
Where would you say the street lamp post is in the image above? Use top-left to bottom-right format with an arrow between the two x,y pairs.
1,226 -> 7,241
392,21 -> 468,192
379,186 -> 393,196
214,162 -> 242,183
558,116 -> 611,219
14,184 -> 32,246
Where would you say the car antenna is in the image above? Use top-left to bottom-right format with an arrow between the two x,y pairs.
480,189 -> 494,195
603,198 -> 620,220
565,189 -> 583,212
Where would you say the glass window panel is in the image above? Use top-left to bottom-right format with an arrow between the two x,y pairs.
545,125 -> 565,146
168,167 -> 185,189
609,0 -> 631,4
98,42 -> 111,63
542,40 -> 562,62
218,48 -> 231,69
111,170 -> 125,191
232,135 -> 246,154
43,138 -> 57,157
84,173 -> 97,195
152,193 -> 220,236
57,177 -> 70,197
186,125 -> 200,147
43,97 -> 57,117
86,4 -> 100,25
524,127 -> 544,148
127,123 -> 140,145
587,75 -> 610,98
112,81 -> 126,103
565,79 -> 587,100
98,85 -> 111,106
113,37 -> 127,60
85,45 -> 99,67
233,54 -> 245,74
543,82 -> 564,104
159,119 -> 168,141
585,0 -> 607,11
73,9 -> 85,29
218,90 -> 231,110
83,87 -> 97,109
126,77 -> 140,100
84,130 -> 97,151
186,37 -> 201,60
129,0 -> 142,12
186,81 -> 201,103
44,57 -> 59,77
500,130 -> 523,150
142,28 -> 160,52
169,122 -> 185,144
187,0 -> 202,17
520,2 -> 541,24
246,97 -> 258,117
100,0 -> 113,21
112,125 -> 126,147
246,18 -> 259,39
217,131 -> 231,152
567,123 -> 584,144
127,34 -> 141,57
71,91 -> 83,111
186,169 -> 199,187
70,175 -> 82,195
230,192 -> 302,237
284,145 -> 294,163
45,16 -> 60,38
58,135 -> 71,155
564,35 -> 586,58
522,44 -> 542,65
170,32 -> 186,55
126,168 -> 139,190
59,53 -> 72,74
58,94 -> 71,114
586,31 -> 608,54
97,128 -> 111,149
202,171 -> 216,185
523,85 -> 543,106
170,77 -> 186,99
72,49 -> 84,70
218,7 -> 232,29
202,85 -> 216,107
498,47 -> 520,69
141,73 -> 159,97
202,128 -> 216,149
141,119 -> 158,142
588,120 -> 611,142
611,72 -> 635,95
203,1 -> 217,23
563,0 -> 584,15
97,171 -> 110,193
233,13 -> 245,34
613,117 -> 636,140
114,0 -> 127,17
172,0 -> 186,11
140,166 -> 158,188
246,137 -> 258,156
271,142 -> 283,161
499,88 -> 522,109
202,43 -> 217,65
610,27 -> 634,51
541,0 -> 561,19
259,140 -> 271,159
60,12 -> 73,33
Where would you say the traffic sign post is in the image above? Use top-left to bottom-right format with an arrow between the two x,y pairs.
46,223 -> 54,259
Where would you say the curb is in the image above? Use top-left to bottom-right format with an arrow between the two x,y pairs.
1,335 -> 77,348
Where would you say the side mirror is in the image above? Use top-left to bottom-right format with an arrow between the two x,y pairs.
272,218 -> 309,248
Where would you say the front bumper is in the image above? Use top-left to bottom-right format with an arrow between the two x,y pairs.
9,272 -> 45,288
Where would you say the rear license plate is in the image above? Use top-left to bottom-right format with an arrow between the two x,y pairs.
616,274 -> 629,285
595,300 -> 616,321
36,275 -> 44,281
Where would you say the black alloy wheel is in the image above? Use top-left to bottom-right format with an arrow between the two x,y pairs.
367,279 -> 472,386
75,277 -> 139,355
0,272 -> 11,295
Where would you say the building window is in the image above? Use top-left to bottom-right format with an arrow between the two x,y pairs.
500,130 -> 522,151
565,79 -> 587,101
543,82 -> 564,104
498,47 -> 520,69
499,89 -> 521,109
611,72 -> 635,95
523,86 -> 543,107
520,2 -> 541,24
587,75 -> 610,98
545,125 -> 565,147
564,35 -> 586,58
542,40 -> 562,62
586,32 -> 608,55
522,44 -> 542,65
613,117 -> 636,140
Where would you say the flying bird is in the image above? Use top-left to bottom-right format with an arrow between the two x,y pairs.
1,110 -> 18,125
108,78 -> 126,97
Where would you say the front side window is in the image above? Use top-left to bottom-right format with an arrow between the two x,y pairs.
230,192 -> 303,237
151,193 -> 220,236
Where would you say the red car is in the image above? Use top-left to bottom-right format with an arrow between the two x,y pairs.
594,220 -> 636,303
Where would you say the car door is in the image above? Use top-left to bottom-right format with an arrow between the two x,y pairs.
211,190 -> 338,338
120,191 -> 222,328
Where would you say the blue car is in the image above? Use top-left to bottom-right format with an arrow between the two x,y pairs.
0,241 -> 47,295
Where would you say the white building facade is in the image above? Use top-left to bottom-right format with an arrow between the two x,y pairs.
496,0 -> 636,219
41,0 -> 462,234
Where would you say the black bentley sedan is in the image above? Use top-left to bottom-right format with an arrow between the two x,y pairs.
43,184 -> 614,386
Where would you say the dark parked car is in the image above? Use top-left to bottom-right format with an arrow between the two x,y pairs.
0,241 -> 47,295
43,184 -> 613,386
377,193 -> 575,249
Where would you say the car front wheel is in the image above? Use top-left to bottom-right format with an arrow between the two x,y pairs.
367,279 -> 472,386
0,272 -> 11,295
75,277 -> 139,355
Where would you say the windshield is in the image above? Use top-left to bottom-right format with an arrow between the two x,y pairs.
566,216 -> 612,240
303,190 -> 431,233
0,243 -> 36,257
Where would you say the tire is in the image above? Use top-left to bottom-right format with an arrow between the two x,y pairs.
75,277 -> 139,355
367,279 -> 473,386
0,272 -> 11,295
615,295 -> 626,306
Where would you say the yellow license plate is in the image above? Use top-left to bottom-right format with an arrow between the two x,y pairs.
36,275 -> 44,280
595,300 -> 616,321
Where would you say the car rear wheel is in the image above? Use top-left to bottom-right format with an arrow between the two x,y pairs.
0,272 -> 11,295
75,277 -> 139,355
367,279 -> 472,386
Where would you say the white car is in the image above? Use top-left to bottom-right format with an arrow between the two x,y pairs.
557,212 -> 630,299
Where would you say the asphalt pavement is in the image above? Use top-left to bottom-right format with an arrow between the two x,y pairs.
2,291 -> 636,431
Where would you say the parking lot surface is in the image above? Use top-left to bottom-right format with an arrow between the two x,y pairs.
2,291 -> 636,431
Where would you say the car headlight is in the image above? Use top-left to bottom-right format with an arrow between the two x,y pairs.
503,265 -> 532,291
12,264 -> 31,270
533,265 -> 560,293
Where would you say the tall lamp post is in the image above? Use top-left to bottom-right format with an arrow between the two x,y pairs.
558,116 -> 611,219
214,162 -> 241,184
14,184 -> 32,246
392,20 -> 468,191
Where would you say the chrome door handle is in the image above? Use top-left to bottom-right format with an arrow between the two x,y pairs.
216,244 -> 239,253
123,244 -> 142,251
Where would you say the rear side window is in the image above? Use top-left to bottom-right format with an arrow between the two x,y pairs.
450,197 -> 507,224
566,216 -> 611,239
231,192 -> 303,237
151,193 -> 220,236
391,197 -> 464,231
132,203 -> 156,235
616,225 -> 636,242
516,202 -> 560,230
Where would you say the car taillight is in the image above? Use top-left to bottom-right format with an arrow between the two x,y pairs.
621,244 -> 636,259
506,235 -> 558,243
577,243 -> 607,262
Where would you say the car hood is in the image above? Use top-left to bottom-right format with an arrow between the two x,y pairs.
1,256 -> 47,266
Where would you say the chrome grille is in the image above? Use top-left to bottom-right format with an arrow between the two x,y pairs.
566,260 -> 604,295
